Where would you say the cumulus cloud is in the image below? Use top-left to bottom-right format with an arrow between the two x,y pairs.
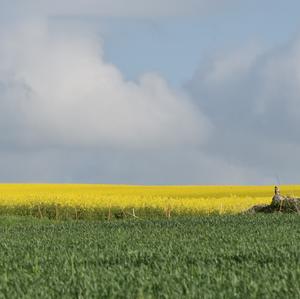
187,40 -> 300,184
1,0 -> 300,184
1,18 -> 300,184
0,15 -> 218,184
0,20 -> 210,151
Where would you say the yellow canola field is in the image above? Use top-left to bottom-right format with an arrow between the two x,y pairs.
0,184 -> 300,215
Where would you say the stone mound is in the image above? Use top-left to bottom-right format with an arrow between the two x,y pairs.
247,196 -> 300,214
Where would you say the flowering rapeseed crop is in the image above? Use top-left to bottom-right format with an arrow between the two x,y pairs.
0,184 -> 300,219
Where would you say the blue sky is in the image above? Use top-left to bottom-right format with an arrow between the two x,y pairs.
1,0 -> 300,184
101,1 -> 300,85
50,0 -> 300,86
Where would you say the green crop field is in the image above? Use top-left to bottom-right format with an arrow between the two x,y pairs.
0,215 -> 300,298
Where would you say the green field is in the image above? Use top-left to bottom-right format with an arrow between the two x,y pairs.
1,215 -> 300,298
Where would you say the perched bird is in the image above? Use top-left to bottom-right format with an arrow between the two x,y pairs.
271,186 -> 284,206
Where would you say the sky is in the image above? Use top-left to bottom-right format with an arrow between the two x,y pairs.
0,0 -> 300,184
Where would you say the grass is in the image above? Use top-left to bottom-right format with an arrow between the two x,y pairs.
0,215 -> 300,298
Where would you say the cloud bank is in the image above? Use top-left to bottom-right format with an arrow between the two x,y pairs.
0,19 -> 214,184
0,21 -> 210,151
1,2 -> 300,184
187,40 -> 300,184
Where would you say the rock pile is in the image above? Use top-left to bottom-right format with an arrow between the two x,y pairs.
247,186 -> 300,214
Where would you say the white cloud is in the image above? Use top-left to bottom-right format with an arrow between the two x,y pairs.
0,20 -> 210,150
1,0 -> 300,184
